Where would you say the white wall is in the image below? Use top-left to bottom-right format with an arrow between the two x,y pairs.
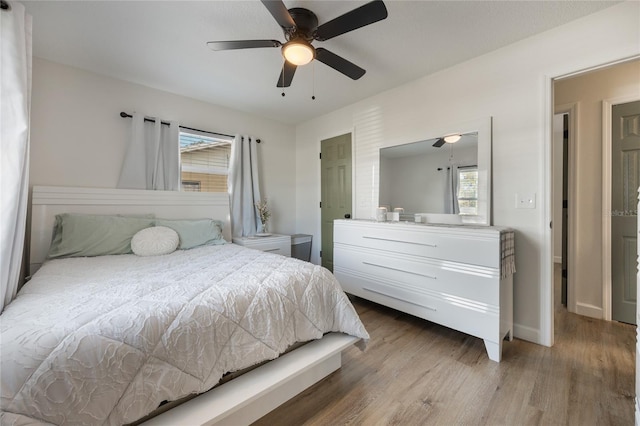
30,58 -> 297,234
295,2 -> 640,345
554,59 -> 640,318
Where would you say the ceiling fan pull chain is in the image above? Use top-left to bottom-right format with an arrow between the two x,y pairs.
312,61 -> 316,100
281,62 -> 286,97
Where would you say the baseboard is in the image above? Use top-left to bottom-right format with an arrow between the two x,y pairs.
575,302 -> 603,319
512,322 -> 540,345
554,256 -> 562,264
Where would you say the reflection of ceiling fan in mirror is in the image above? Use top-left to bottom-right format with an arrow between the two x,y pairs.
206,0 -> 388,88
432,134 -> 462,148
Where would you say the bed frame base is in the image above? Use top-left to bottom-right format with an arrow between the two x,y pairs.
142,333 -> 358,425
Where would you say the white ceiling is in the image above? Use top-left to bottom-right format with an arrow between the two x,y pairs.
22,0 -> 619,125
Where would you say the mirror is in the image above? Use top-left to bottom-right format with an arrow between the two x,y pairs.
378,117 -> 492,225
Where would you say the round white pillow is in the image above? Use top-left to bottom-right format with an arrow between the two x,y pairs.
131,226 -> 179,256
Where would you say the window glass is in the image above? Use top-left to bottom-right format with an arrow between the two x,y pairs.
180,131 -> 232,193
457,167 -> 478,215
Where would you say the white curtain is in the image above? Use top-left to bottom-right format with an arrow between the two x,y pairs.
445,165 -> 460,214
1,2 -> 32,312
228,135 -> 262,238
117,113 -> 180,190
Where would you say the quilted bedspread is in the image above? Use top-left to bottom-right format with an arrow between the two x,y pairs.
0,244 -> 369,425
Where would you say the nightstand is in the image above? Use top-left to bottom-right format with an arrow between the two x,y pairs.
232,234 -> 291,257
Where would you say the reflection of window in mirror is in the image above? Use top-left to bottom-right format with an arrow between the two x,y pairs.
457,166 -> 478,215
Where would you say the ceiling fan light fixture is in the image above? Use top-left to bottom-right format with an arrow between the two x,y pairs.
282,39 -> 315,66
444,134 -> 462,144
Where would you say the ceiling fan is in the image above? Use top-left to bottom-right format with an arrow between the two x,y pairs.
432,134 -> 462,147
207,0 -> 388,88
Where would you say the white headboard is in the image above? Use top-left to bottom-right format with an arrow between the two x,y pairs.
30,186 -> 231,274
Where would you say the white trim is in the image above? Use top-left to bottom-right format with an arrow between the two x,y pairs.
554,57 -> 640,82
555,102 -> 578,316
541,75 -> 554,347
575,302 -> 604,319
142,333 -> 359,426
512,322 -> 540,344
602,94 -> 640,321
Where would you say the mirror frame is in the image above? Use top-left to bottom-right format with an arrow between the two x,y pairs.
379,116 -> 492,226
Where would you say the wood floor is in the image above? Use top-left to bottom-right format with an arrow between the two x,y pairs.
255,266 -> 635,425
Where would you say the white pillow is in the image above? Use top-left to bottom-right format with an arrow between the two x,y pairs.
131,226 -> 179,256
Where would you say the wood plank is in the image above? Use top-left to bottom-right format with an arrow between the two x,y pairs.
255,265 -> 635,425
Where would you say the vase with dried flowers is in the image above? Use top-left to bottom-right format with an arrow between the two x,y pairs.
255,199 -> 271,234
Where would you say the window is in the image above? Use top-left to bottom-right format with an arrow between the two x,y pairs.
180,131 -> 232,193
457,166 -> 478,215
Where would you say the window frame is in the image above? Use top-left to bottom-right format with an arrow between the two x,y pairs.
456,165 -> 479,216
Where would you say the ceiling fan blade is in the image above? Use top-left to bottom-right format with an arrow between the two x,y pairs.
432,138 -> 445,148
261,0 -> 296,29
207,40 -> 282,51
314,0 -> 388,41
315,48 -> 365,80
276,61 -> 297,87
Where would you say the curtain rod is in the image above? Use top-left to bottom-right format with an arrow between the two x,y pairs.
119,112 -> 260,143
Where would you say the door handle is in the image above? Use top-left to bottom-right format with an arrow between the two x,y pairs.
344,213 -> 351,219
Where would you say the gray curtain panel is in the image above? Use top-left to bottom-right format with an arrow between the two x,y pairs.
118,113 -> 180,191
228,135 -> 262,238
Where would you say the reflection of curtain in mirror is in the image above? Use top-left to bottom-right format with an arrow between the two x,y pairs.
444,165 -> 459,214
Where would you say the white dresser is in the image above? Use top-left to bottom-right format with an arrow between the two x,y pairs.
233,234 -> 291,257
333,219 -> 514,362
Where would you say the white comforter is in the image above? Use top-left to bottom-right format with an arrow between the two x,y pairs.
0,244 -> 368,425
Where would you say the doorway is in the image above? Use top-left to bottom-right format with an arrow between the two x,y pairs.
552,112 -> 570,308
551,59 -> 640,331
320,133 -> 352,272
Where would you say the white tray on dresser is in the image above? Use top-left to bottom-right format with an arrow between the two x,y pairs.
333,219 -> 514,362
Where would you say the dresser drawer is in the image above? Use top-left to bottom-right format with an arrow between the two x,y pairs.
334,268 -> 501,343
334,221 -> 499,267
233,235 -> 291,257
334,245 -> 499,305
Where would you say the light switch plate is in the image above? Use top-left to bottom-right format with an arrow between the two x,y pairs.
516,192 -> 536,209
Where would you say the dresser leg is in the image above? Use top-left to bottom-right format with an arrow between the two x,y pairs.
483,339 -> 502,362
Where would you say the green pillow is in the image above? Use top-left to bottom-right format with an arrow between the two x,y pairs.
48,213 -> 155,258
155,218 -> 226,249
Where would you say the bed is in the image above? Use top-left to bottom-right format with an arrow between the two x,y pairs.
0,186 -> 369,425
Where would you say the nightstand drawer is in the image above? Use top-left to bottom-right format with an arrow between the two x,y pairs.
232,234 -> 291,257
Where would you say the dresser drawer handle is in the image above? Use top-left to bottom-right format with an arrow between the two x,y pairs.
362,235 -> 437,248
264,248 -> 281,252
363,287 -> 437,312
362,262 -> 437,279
